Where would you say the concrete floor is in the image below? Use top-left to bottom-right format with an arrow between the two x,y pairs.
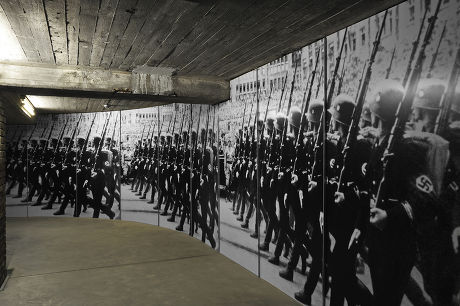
0,217 -> 299,306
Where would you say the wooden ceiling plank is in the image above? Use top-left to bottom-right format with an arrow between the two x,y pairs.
201,1 -> 309,75
145,2 -> 211,67
177,0 -> 274,73
203,8 -> 314,77
160,1 -> 235,68
180,0 -> 303,75
110,0 -> 160,69
44,0 -> 68,64
130,0 -> 191,68
89,0 -> 119,66
0,0 -> 41,61
66,0 -> 80,65
118,0 -> 172,70
119,0 -> 174,70
19,0 -> 55,63
217,0 -> 386,79
78,0 -> 100,66
99,0 -> 139,69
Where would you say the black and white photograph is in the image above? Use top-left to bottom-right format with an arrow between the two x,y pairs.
120,106 -> 161,226
0,0 -> 459,305
321,0 -> 460,305
6,110 -> 122,220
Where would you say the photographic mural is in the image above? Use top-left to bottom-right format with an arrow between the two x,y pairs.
5,0 -> 460,305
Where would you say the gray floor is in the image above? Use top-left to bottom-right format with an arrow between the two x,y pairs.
1,217 -> 299,306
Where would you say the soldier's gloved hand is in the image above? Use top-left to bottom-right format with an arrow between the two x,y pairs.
267,166 -> 272,173
236,171 -> 239,178
370,207 -> 387,231
452,226 -> 460,254
278,172 -> 284,180
200,177 -> 204,186
334,192 -> 345,204
291,174 -> 298,187
348,228 -> 361,250
308,180 -> 317,192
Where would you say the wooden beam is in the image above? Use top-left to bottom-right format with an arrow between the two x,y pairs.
0,62 -> 229,104
44,0 -> 68,64
89,0 -> 119,66
78,0 -> 99,66
66,0 -> 80,65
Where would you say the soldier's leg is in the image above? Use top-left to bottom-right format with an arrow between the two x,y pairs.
141,178 -> 150,199
237,190 -> 247,221
42,192 -> 58,209
295,229 -> 328,304
242,194 -> 254,228
54,195 -> 69,215
6,177 -> 17,195
91,192 -> 103,219
14,177 -> 24,198
148,180 -> 156,204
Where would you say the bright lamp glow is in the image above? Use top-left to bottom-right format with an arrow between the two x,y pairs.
20,97 -> 35,118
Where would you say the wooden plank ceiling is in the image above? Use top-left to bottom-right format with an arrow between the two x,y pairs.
0,0 -> 403,117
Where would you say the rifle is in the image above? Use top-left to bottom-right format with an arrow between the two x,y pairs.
278,71 -> 289,113
258,79 -> 275,141
165,106 -> 178,159
141,122 -> 154,159
266,70 -> 290,165
311,27 -> 348,172
235,96 -> 248,160
200,105 -> 211,178
427,20 -> 447,78
355,60 -> 368,101
31,123 -> 50,160
375,0 -> 443,209
136,125 -> 147,157
386,46 -> 396,79
434,47 -> 460,137
337,9 -> 388,193
315,66 -> 323,98
292,49 -> 321,173
92,112 -> 112,171
403,6 -> 428,86
327,27 -> 348,107
109,115 -> 119,151
182,105 -> 192,168
337,59 -> 346,95
51,117 -> 70,163
277,61 -> 299,170
64,114 -> 82,162
77,113 -> 97,168
40,118 -> 56,163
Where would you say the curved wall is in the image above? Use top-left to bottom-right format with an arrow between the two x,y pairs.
5,0 -> 460,304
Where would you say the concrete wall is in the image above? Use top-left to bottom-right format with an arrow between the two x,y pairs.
0,99 -> 6,286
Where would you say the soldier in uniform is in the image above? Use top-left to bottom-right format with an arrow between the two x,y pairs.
54,137 -> 77,215
268,112 -> 294,265
278,106 -> 309,281
259,113 -> 279,251
327,94 -> 372,305
294,99 -> 328,305
366,80 -> 423,306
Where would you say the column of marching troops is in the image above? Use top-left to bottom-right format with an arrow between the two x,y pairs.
6,112 -> 120,219
4,3 -> 460,306
127,105 -> 219,249
226,4 -> 460,306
